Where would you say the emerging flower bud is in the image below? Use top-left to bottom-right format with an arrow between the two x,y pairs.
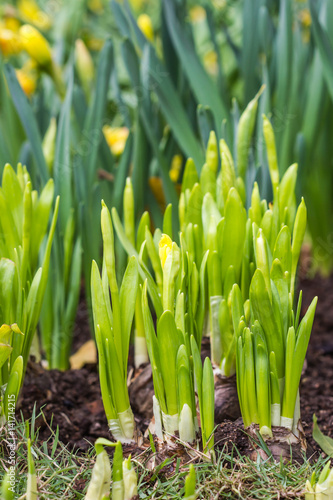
159,234 -> 173,269
75,39 -> 95,98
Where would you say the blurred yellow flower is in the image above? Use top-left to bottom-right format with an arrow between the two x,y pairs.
18,0 -> 51,31
16,58 -> 38,97
0,28 -> 22,56
169,154 -> 182,183
137,14 -> 154,41
16,67 -> 37,97
159,234 -> 173,269
204,50 -> 218,76
103,126 -> 129,156
88,0 -> 104,13
86,37 -> 104,52
299,8 -> 311,43
189,6 -> 206,23
4,17 -> 21,32
19,24 -> 52,67
299,8 -> 311,28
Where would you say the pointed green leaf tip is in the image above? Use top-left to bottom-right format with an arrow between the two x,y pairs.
94,438 -> 118,455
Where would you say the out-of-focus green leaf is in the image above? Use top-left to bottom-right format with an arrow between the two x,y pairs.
309,0 -> 333,102
4,64 -> 49,186
163,0 -> 230,135
241,0 -> 261,103
54,68 -> 74,235
313,414 -> 333,457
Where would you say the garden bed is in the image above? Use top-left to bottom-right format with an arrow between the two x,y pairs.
17,272 -> 333,459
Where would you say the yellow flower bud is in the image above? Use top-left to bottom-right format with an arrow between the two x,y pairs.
19,24 -> 52,67
0,28 -> 22,57
103,126 -> 129,156
159,234 -> 173,269
75,39 -> 95,96
42,117 -> 57,172
137,14 -> 154,42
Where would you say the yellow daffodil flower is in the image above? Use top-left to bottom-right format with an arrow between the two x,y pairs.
0,28 -> 22,56
4,17 -> 21,32
137,14 -> 154,41
103,126 -> 129,156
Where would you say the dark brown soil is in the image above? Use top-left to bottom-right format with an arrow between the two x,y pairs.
12,273 -> 333,458
298,272 -> 333,454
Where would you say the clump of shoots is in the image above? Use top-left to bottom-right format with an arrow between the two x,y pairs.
305,462 -> 333,500
0,164 -> 59,423
233,204 -> 317,436
84,439 -> 137,500
91,202 -> 139,443
141,229 -> 215,448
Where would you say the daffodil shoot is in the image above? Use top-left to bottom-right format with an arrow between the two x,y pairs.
91,202 -> 139,442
